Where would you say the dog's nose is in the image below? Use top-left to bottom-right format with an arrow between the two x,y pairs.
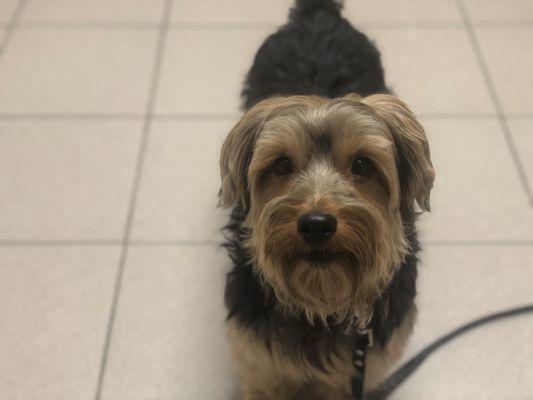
297,212 -> 337,245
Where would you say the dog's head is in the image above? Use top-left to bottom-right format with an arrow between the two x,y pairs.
220,94 -> 434,324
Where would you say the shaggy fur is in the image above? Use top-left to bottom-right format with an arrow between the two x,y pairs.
242,0 -> 388,109
219,1 -> 434,399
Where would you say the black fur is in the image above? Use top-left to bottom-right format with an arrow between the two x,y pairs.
242,0 -> 389,110
224,0 -> 418,371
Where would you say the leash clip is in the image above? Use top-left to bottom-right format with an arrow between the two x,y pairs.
356,328 -> 374,348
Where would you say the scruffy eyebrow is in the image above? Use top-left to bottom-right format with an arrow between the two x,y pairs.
311,133 -> 332,155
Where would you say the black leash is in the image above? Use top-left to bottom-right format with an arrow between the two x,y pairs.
352,303 -> 533,400
351,328 -> 373,400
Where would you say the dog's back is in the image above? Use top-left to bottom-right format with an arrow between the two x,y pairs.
242,0 -> 388,109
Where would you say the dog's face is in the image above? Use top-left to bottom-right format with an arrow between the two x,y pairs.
220,94 -> 434,324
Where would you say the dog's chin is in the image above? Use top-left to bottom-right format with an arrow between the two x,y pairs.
262,251 -> 363,318
295,251 -> 354,269
286,249 -> 359,269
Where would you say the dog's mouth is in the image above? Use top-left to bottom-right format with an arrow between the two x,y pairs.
298,251 -> 345,268
281,248 -> 359,269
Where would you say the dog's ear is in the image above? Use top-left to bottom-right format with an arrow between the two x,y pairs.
362,94 -> 435,212
219,98 -> 282,209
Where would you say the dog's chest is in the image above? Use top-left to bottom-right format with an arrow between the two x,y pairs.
228,318 -> 355,389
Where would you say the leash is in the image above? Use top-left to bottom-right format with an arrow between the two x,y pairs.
351,328 -> 373,400
352,303 -> 533,400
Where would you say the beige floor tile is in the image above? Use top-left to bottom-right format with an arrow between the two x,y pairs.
131,120 -> 234,240
171,0 -> 291,25
0,0 -> 18,23
411,245 -> 533,348
0,246 -> 119,400
508,119 -> 533,195
101,245 -> 236,400
0,29 -> 157,114
21,0 -> 165,23
345,0 -> 461,25
155,29 -> 270,114
0,120 -> 141,240
476,27 -> 533,115
394,317 -> 533,399
465,0 -> 533,23
417,119 -> 533,240
393,245 -> 533,399
367,28 -> 494,115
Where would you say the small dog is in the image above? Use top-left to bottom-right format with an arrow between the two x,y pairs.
219,1 -> 434,399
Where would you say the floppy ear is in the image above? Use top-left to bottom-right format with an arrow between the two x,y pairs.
219,98 -> 282,209
362,94 -> 435,212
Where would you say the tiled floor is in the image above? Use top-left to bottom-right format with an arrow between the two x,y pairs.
0,1 -> 532,400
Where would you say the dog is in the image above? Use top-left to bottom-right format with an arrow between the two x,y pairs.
219,1 -> 434,399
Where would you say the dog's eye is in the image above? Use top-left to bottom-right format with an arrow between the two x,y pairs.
351,157 -> 373,177
272,157 -> 294,175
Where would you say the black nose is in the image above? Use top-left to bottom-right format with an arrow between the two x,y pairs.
297,212 -> 337,246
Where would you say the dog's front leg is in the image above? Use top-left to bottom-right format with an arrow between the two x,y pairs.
228,320 -> 303,400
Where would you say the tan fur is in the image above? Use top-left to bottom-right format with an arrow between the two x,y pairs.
220,96 -> 327,209
361,94 -> 435,212
364,306 -> 417,390
219,93 -> 432,399
227,307 -> 416,399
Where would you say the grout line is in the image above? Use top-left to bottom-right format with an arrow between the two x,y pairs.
418,112 -> 498,120
456,0 -> 533,207
505,113 -> 533,120
424,239 -> 533,247
4,19 -> 533,33
169,21 -> 277,30
154,112 -> 241,121
16,21 -> 160,30
0,239 -> 122,247
0,239 -> 221,247
2,112 -> 533,122
0,112 -> 240,121
12,20 -> 273,31
0,112 -> 144,121
473,20 -> 533,29
358,21 -> 464,30
0,238 -> 531,247
129,238 -> 221,247
0,0 -> 28,55
11,20 -> 533,31
7,20 -> 465,31
93,1 -> 174,399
